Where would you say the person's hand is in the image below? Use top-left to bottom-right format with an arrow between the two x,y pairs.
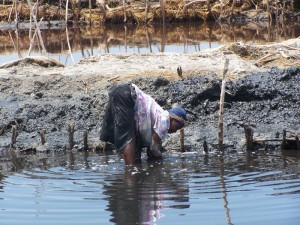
147,147 -> 163,161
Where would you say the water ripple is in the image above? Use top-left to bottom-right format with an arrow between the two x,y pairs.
0,150 -> 299,225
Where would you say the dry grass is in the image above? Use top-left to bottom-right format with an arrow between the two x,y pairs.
0,0 -> 297,24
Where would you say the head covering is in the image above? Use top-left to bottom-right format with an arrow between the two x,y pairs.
168,107 -> 188,127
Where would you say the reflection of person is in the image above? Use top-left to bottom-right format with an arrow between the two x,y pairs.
100,83 -> 188,165
103,163 -> 190,224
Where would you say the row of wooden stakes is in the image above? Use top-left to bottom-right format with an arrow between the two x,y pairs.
9,124 -> 90,152
9,123 -> 186,153
244,125 -> 300,151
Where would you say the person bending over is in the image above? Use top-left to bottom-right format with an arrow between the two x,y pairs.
100,83 -> 187,165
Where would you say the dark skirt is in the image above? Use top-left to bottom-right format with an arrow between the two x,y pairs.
100,83 -> 136,151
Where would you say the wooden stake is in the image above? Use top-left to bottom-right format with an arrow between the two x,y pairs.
144,0 -> 148,23
218,58 -> 229,151
10,125 -> 17,147
160,0 -> 166,24
39,129 -> 46,145
14,0 -> 19,27
244,125 -> 254,151
123,0 -> 127,22
180,129 -> 185,152
281,129 -> 286,150
83,130 -> 88,150
66,27 -> 75,64
65,0 -> 69,24
89,0 -> 92,26
295,136 -> 300,150
177,65 -> 183,80
67,123 -> 75,150
203,138 -> 208,153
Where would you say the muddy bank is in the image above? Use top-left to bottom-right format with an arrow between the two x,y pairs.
0,64 -> 299,153
0,38 -> 300,153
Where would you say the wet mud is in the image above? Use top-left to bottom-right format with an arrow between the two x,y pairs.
0,65 -> 299,153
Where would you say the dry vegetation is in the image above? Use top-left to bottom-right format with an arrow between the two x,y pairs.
0,0 -> 298,25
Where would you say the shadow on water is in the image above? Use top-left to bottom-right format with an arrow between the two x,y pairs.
0,20 -> 299,65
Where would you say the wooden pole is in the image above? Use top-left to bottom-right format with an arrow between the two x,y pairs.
203,138 -> 208,153
218,58 -> 229,151
160,0 -> 166,24
281,129 -> 286,150
8,0 -> 14,23
244,125 -> 254,151
89,0 -> 92,26
66,26 -> 75,64
266,0 -> 272,23
295,136 -> 300,150
177,65 -> 183,80
66,0 -> 69,25
83,130 -> 88,150
59,0 -> 62,21
180,129 -> 185,152
144,0 -> 148,23
67,123 -> 75,150
10,125 -> 17,148
14,0 -> 19,27
123,0 -> 127,22
291,0 -> 294,19
39,129 -> 46,145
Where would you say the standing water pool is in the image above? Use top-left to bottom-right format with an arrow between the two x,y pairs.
0,149 -> 299,225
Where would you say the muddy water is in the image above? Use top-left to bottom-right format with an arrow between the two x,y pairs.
0,21 -> 299,65
0,149 -> 299,225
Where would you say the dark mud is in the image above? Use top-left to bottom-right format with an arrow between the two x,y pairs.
0,67 -> 300,153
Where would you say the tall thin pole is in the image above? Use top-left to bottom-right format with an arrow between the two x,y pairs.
160,0 -> 166,24
218,58 -> 229,151
66,0 -> 69,25
89,0 -> 92,26
123,0 -> 127,22
66,26 -> 75,64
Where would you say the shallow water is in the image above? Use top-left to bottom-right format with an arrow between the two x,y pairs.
0,149 -> 299,225
0,21 -> 299,65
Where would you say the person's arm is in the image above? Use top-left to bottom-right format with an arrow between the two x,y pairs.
149,132 -> 163,158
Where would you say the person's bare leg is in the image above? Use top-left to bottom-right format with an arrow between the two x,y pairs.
123,137 -> 136,165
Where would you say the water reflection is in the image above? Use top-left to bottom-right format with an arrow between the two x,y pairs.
0,171 -> 3,200
0,21 -> 299,65
103,162 -> 189,224
0,149 -> 299,224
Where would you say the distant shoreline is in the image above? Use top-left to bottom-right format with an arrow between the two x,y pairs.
0,1 -> 299,26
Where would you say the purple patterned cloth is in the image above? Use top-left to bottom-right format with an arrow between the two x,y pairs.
132,84 -> 170,146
